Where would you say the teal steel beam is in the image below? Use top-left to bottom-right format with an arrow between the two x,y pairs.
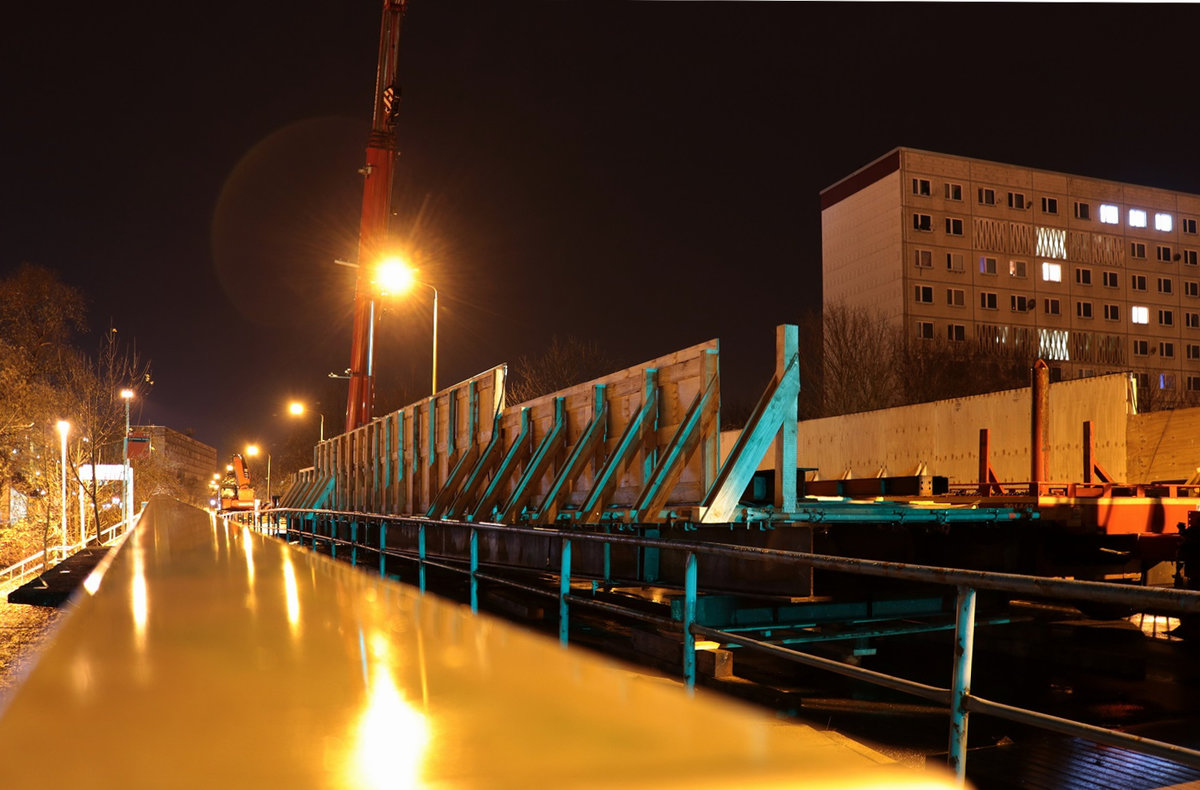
632,355 -> 718,522
536,386 -> 608,523
447,420 -> 505,519
949,586 -> 976,782
471,408 -> 532,522
582,370 -> 659,523
500,398 -> 567,523
701,350 -> 799,523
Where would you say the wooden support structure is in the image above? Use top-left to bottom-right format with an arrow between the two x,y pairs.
1083,420 -> 1114,484
977,428 -> 1005,496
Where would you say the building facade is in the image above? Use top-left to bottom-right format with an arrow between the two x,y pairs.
133,425 -> 218,506
821,147 -> 1200,395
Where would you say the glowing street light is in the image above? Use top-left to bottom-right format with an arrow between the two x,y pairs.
288,401 -> 324,442
377,256 -> 440,396
56,420 -> 69,559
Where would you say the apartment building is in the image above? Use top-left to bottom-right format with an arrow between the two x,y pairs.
821,147 -> 1200,394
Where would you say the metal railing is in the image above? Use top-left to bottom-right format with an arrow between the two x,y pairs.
232,505 -> 1200,784
0,512 -> 138,592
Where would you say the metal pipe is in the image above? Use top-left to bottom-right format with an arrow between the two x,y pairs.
948,586 -> 976,782
683,552 -> 697,691
1031,359 -> 1049,494
1083,420 -> 1095,484
469,527 -> 478,613
559,538 -> 571,646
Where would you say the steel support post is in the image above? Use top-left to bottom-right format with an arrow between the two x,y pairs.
331,519 -> 338,560
379,521 -> 387,578
949,585 -> 977,783
418,522 -> 426,594
683,552 -> 698,691
469,527 -> 478,613
350,521 -> 358,567
560,537 -> 572,646
603,525 -> 611,584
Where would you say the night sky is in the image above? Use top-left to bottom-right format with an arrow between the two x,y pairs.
5,2 -> 1200,461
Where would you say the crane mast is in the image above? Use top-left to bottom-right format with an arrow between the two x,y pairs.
346,0 -> 408,433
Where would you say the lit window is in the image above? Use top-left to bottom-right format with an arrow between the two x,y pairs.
1099,204 -> 1119,224
1129,209 -> 1147,228
1132,305 -> 1150,324
1156,212 -> 1173,232
1161,374 -> 1176,390
1041,262 -> 1062,282
980,256 -> 998,275
1009,259 -> 1027,278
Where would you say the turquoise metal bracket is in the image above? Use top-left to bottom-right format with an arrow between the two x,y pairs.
582,370 -> 659,523
536,386 -> 608,523
500,398 -> 567,523
472,408 -> 532,522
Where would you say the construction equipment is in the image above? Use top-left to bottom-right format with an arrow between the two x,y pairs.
219,454 -> 256,511
346,0 -> 409,433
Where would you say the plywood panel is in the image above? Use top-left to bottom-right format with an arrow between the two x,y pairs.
1127,408 -> 1200,482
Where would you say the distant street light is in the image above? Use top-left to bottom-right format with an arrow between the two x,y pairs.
120,388 -> 134,529
288,401 -> 324,442
56,420 -> 69,559
245,444 -> 271,503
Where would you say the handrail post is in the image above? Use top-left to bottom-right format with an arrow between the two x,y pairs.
350,521 -> 358,567
469,526 -> 479,613
683,552 -> 697,692
560,537 -> 572,646
418,522 -> 427,594
949,584 -> 977,783
331,519 -> 338,560
379,521 -> 387,578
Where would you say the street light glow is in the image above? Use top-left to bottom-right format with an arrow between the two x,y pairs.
288,401 -> 305,416
56,420 -> 70,436
120,389 -> 134,400
245,445 -> 260,457
375,256 -> 416,295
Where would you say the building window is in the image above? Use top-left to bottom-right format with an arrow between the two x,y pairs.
1099,204 -> 1120,224
1187,375 -> 1200,392
913,213 -> 932,231
1104,303 -> 1120,321
916,321 -> 934,339
980,291 -> 998,310
1130,242 -> 1147,258
1008,192 -> 1027,209
1156,212 -> 1174,232
1161,342 -> 1175,358
1009,259 -> 1027,278
1133,339 -> 1150,356
1011,294 -> 1034,312
1077,301 -> 1093,319
1188,312 -> 1200,329
946,252 -> 965,272
1041,197 -> 1059,214
1159,309 -> 1175,326
1075,267 -> 1092,285
1042,262 -> 1062,282
1129,208 -> 1148,228
912,178 -> 931,196
1074,201 -> 1091,220
1102,271 -> 1119,288
1157,245 -> 1173,262
978,188 -> 996,205
980,256 -> 998,275
1134,372 -> 1151,390
1187,281 -> 1200,298
914,249 -> 933,268
1132,305 -> 1150,324
945,183 -> 962,201
1185,218 -> 1198,235
948,324 -> 966,342
1158,277 -> 1173,294
1131,274 -> 1147,291
915,285 -> 934,303
1188,344 -> 1200,360
947,288 -> 965,307
1044,298 -> 1061,315
1185,250 -> 1199,266
1161,373 -> 1176,390
945,217 -> 964,236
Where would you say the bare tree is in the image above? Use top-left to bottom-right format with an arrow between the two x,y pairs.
507,335 -> 619,404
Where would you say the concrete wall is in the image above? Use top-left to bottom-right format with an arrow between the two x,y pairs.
822,170 -> 904,323
722,373 -> 1135,485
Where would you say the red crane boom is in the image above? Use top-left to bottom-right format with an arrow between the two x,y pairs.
346,0 -> 408,432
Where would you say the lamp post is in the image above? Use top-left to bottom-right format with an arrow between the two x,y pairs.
377,258 -> 440,396
55,420 -> 69,560
120,388 -> 134,527
288,401 -> 324,442
246,444 -> 271,504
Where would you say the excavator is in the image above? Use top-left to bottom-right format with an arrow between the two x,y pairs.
219,454 -> 257,511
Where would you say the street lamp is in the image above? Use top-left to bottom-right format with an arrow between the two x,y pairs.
288,401 -> 324,442
120,388 -> 134,528
245,444 -> 271,503
377,257 -> 440,396
56,420 -> 69,559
